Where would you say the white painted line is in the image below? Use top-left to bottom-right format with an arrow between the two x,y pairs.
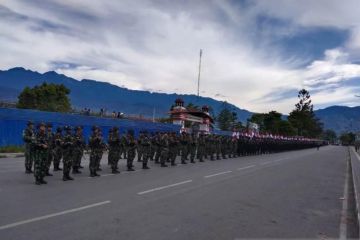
0,201 -> 111,231
204,171 -> 232,178
339,154 -> 350,240
237,165 -> 256,171
101,174 -> 115,177
137,180 -> 193,195
260,161 -> 272,165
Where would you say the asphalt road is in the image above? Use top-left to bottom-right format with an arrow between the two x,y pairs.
0,146 -> 349,239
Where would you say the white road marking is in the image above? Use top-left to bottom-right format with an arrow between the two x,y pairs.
0,201 -> 111,231
237,165 -> 256,171
339,154 -> 350,240
101,174 -> 115,177
260,161 -> 272,165
204,171 -> 232,178
137,180 -> 193,195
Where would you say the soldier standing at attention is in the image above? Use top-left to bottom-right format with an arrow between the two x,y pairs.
72,126 -> 85,174
96,129 -> 106,171
180,132 -> 188,164
107,128 -> 113,166
140,131 -> 151,169
62,126 -> 74,181
53,127 -> 63,171
189,133 -> 197,163
168,132 -> 178,166
45,123 -> 54,176
108,127 -> 121,174
197,133 -> 206,162
137,131 -> 144,162
160,133 -> 169,167
89,126 -> 102,177
34,123 -> 48,185
23,121 -> 35,174
126,130 -> 137,171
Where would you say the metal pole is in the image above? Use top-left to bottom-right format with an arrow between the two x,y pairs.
197,49 -> 202,98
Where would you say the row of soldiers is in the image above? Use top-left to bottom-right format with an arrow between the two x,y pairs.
23,121 -> 322,185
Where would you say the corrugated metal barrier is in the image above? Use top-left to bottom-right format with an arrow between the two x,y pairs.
0,108 -> 181,146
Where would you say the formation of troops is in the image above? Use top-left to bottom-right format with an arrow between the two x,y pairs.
23,121 -> 323,185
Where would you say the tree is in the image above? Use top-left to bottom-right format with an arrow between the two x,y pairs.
340,132 -> 356,145
17,82 -> 71,112
322,129 -> 337,143
248,111 -> 295,136
186,102 -> 200,110
288,89 -> 323,138
217,101 -> 237,131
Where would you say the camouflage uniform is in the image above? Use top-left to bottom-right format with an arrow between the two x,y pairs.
53,127 -> 63,171
141,133 -> 151,169
45,123 -> 54,176
160,133 -> 169,167
137,132 -> 144,162
168,133 -> 178,166
33,123 -> 48,185
189,134 -> 197,163
154,133 -> 162,164
72,126 -> 85,174
23,121 -> 35,173
126,130 -> 137,171
89,126 -> 103,177
62,126 -> 74,181
108,127 -> 121,173
180,132 -> 189,164
197,134 -> 206,162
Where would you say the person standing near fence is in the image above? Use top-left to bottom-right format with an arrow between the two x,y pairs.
23,121 -> 35,174
72,126 -> 85,174
45,123 -> 54,176
62,126 -> 74,181
33,123 -> 48,185
53,127 -> 63,171
126,130 -> 137,171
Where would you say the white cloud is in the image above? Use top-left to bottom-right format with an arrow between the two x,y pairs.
0,0 -> 360,114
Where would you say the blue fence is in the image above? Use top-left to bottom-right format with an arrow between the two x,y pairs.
0,108 -> 181,146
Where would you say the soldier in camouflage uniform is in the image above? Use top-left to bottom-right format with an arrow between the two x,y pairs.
154,132 -> 162,164
197,133 -> 206,162
96,129 -> 107,171
168,132 -> 178,166
72,126 -> 85,174
62,126 -> 74,181
140,132 -> 151,169
89,126 -> 103,177
149,132 -> 156,161
126,130 -> 137,171
160,133 -> 169,167
215,135 -> 221,160
120,131 -> 128,160
108,126 -> 121,174
53,127 -> 63,171
137,131 -> 144,162
180,132 -> 188,164
23,121 -> 35,174
189,133 -> 197,163
34,123 -> 49,185
45,123 -> 54,176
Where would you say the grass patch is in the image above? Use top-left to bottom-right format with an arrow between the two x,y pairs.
0,145 -> 25,153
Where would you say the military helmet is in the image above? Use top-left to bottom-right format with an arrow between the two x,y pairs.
64,125 -> 72,131
91,125 -> 98,131
46,122 -> 52,128
37,122 -> 46,128
27,120 -> 34,126
56,127 -> 62,132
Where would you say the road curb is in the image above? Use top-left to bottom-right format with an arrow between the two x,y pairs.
0,153 -> 24,158
349,147 -> 360,238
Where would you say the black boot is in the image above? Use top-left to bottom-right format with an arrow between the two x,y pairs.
40,179 -> 47,184
35,178 -> 41,185
127,167 -> 135,171
161,163 -> 168,167
63,175 -> 68,181
90,171 -> 96,177
94,171 -> 101,177
142,163 -> 150,169
112,169 -> 120,174
46,171 -> 53,176
67,175 -> 74,180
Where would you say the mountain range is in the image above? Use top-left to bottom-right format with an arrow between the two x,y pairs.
0,67 -> 359,135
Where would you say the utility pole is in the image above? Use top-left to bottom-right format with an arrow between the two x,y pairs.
197,49 -> 203,98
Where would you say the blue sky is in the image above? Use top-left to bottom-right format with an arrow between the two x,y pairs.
0,0 -> 360,113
